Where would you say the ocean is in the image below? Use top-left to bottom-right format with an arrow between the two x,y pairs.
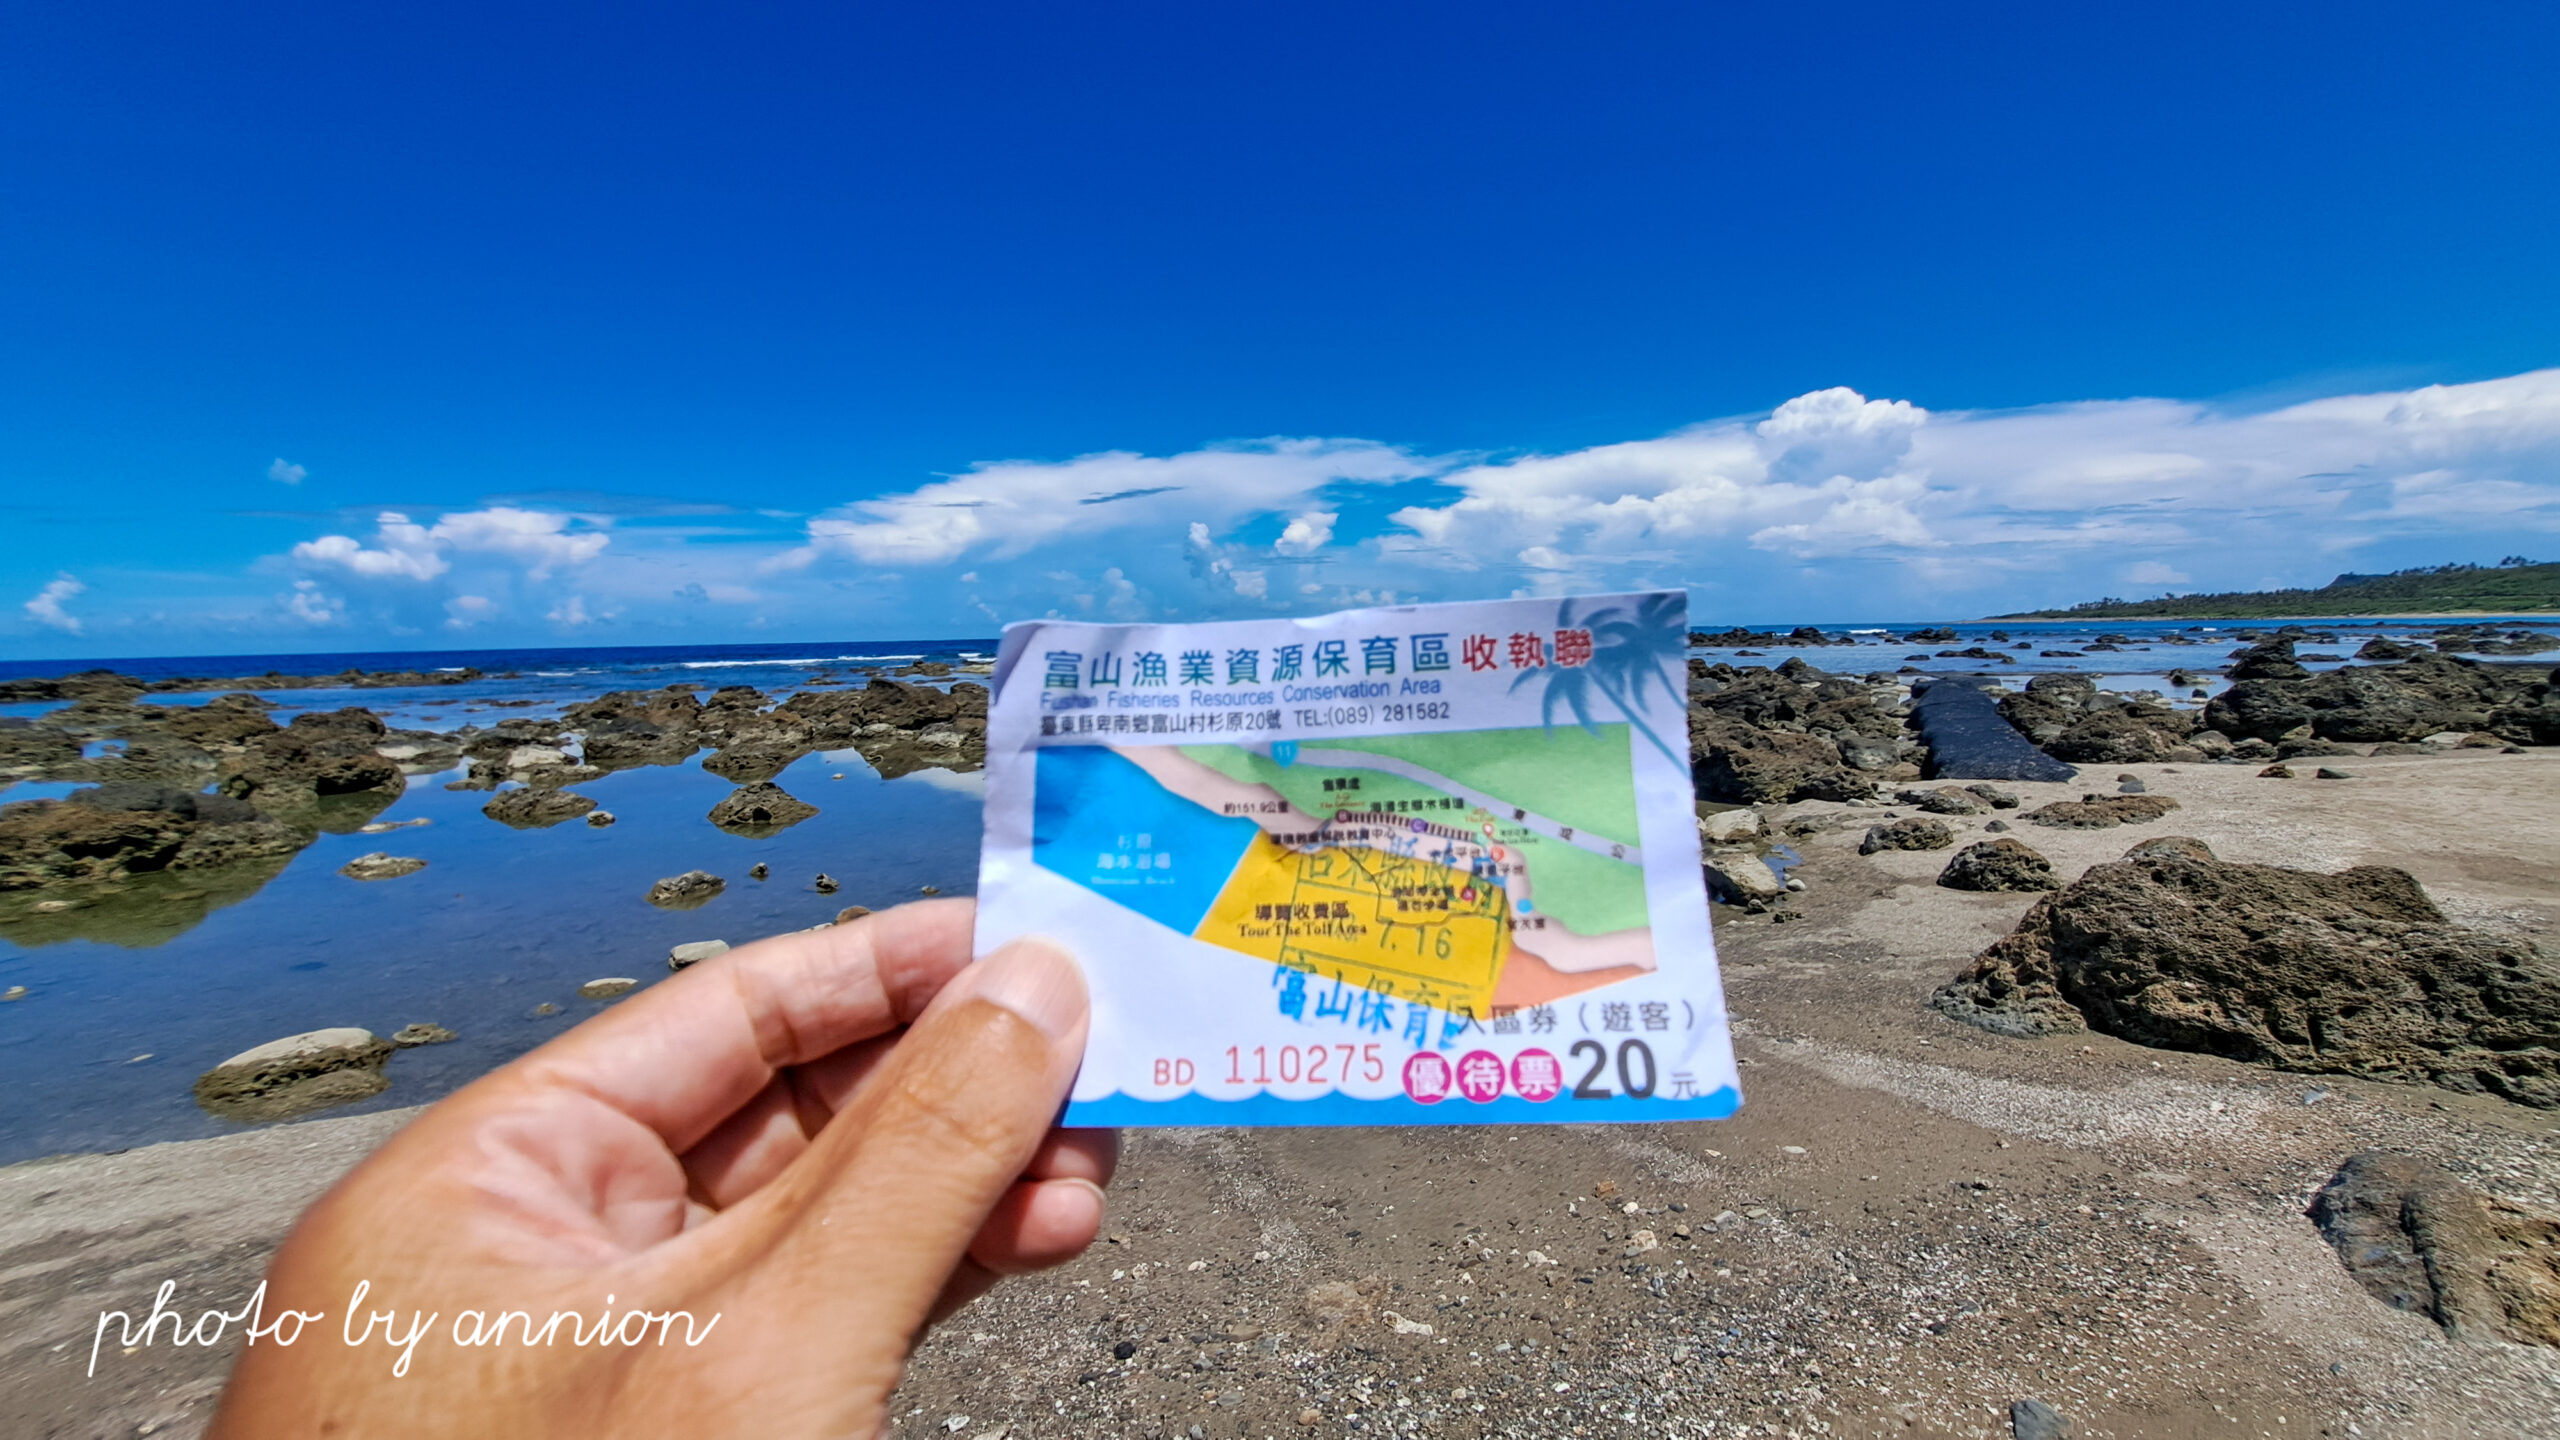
1,617 -> 2551,1162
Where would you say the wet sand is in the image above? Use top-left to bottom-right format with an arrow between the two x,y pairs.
4,752 -> 2557,1438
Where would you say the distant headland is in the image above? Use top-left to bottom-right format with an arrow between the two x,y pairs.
1994,559 -> 2560,620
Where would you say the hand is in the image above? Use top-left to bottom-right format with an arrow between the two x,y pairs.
209,898 -> 1110,1439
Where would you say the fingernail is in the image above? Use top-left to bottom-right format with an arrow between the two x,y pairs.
956,937 -> 1085,1041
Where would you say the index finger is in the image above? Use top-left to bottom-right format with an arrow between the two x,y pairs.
500,897 -> 980,1153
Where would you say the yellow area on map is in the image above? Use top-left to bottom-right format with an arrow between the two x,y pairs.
1194,833 -> 1514,1018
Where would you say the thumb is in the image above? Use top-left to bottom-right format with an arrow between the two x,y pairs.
689,937 -> 1090,1427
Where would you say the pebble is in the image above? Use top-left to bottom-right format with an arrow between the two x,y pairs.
579,977 -> 639,1000
1112,1340 -> 1137,1360
32,899 -> 78,913
835,905 -> 873,924
585,810 -> 615,827
390,1022 -> 456,1046
1782,1144 -> 1808,1155
1984,819 -> 2011,832
529,1002 -> 560,1018
748,863 -> 769,880
2010,1397 -> 2071,1440
1,986 -> 26,1001
2315,767 -> 2355,780
668,940 -> 731,970
814,873 -> 840,893
920,884 -> 941,895
1297,1411 -> 1322,1427
2117,778 -> 2146,793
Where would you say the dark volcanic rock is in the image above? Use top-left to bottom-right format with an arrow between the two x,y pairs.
2023,794 -> 2179,829
1937,838 -> 2057,892
2227,639 -> 2310,680
2308,1151 -> 2560,1347
706,781 -> 820,833
1912,680 -> 2075,783
1934,845 -> 2560,1105
481,786 -> 598,829
1859,817 -> 1955,854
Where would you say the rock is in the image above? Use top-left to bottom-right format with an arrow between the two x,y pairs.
1983,818 -> 2011,832
2010,1398 -> 2073,1439
1964,783 -> 2021,809
585,809 -> 616,827
834,904 -> 873,924
2022,793 -> 2180,829
706,781 -> 820,834
0,786 -> 301,892
219,710 -> 406,806
2259,763 -> 2294,778
813,873 -> 840,894
2228,638 -> 2309,681
2307,1151 -> 2560,1347
579,977 -> 639,1000
1937,839 -> 2057,892
749,863 -> 769,880
2316,767 -> 2355,780
2117,777 -> 2146,793
357,817 -> 431,834
193,1027 -> 394,1122
1704,853 -> 1785,903
337,851 -> 425,881
1895,786 -> 1986,816
1859,817 -> 1955,854
1934,847 -> 2560,1105
668,939 -> 731,970
1699,808 -> 1764,843
2123,835 -> 2214,862
2422,730 -> 2471,748
482,786 -> 598,829
390,1023 -> 455,1046
505,744 -> 571,771
647,870 -> 726,909
1690,721 -> 1867,804
3,985 -> 27,1001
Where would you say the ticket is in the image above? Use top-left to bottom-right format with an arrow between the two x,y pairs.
973,591 -> 1740,1126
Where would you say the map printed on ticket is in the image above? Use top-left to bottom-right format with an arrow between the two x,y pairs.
974,592 -> 1740,1126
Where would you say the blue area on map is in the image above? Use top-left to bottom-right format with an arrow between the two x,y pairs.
1033,745 -> 1265,937
1271,740 -> 1297,766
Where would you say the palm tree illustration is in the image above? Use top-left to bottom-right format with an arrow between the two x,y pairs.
1509,594 -> 1687,768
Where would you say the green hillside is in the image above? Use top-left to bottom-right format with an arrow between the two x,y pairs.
1996,560 -> 2560,619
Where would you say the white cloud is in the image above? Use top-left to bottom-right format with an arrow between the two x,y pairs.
293,513 -> 450,580
429,507 -> 610,580
292,507 -> 608,584
268,457 -> 308,485
1274,510 -> 1338,556
283,579 -> 343,625
2123,560 -> 2191,587
24,574 -> 84,633
792,439 -> 1431,567
546,595 -> 593,627
444,594 -> 497,628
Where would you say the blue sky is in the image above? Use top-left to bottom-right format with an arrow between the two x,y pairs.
5,2 -> 2557,658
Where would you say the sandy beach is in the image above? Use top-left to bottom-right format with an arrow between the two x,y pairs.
6,734 -> 2556,1438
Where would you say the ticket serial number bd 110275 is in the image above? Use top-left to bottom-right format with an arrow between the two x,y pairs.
973,591 -> 1740,1127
